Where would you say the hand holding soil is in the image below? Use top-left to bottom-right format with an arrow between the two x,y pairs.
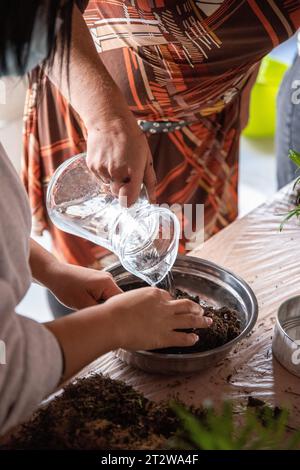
153,289 -> 242,354
105,286 -> 212,351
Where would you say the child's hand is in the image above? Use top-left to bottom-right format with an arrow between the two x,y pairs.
48,263 -> 123,310
105,287 -> 212,351
45,284 -> 212,381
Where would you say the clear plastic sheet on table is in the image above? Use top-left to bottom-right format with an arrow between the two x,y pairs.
71,184 -> 300,426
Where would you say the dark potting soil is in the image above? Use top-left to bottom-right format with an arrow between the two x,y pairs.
1,373 -> 283,451
0,374 -> 203,450
154,289 -> 242,354
0,284 -> 241,449
121,279 -> 242,354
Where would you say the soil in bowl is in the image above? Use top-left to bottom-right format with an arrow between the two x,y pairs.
154,288 -> 242,354
122,278 -> 242,354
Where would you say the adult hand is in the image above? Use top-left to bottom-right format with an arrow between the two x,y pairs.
47,5 -> 157,207
86,117 -> 157,206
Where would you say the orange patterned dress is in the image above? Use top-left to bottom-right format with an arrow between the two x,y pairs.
23,0 -> 300,268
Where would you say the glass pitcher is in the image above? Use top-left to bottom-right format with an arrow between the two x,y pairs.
46,153 -> 180,285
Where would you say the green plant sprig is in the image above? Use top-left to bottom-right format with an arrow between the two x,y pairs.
280,150 -> 300,231
170,401 -> 300,450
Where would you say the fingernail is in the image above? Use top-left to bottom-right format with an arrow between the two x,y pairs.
192,334 -> 199,343
205,317 -> 213,326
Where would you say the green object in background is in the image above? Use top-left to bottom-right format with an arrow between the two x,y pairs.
243,56 -> 288,138
280,150 -> 300,231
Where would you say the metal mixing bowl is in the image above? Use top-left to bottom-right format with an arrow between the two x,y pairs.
106,255 -> 258,374
273,296 -> 300,378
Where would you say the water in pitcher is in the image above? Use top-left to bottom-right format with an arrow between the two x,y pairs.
47,153 -> 180,286
51,194 -> 178,287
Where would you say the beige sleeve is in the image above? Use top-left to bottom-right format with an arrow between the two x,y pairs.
0,279 -> 63,436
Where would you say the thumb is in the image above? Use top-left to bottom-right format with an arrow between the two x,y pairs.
100,281 -> 123,301
118,169 -> 144,207
108,164 -> 131,198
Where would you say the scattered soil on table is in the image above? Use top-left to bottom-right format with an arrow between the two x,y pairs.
1,376 -> 286,451
153,289 -> 242,354
0,374 -> 203,450
1,285 -> 241,449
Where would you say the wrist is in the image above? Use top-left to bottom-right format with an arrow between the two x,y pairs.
85,102 -> 137,134
42,259 -> 67,293
87,117 -> 142,145
45,303 -> 120,381
101,300 -> 125,350
29,239 -> 64,290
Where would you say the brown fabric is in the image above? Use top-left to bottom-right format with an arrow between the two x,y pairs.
76,0 -> 89,13
22,0 -> 300,267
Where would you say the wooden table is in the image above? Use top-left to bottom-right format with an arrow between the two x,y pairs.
75,184 -> 300,426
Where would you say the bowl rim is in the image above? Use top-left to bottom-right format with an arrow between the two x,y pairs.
106,254 -> 259,360
276,295 -> 300,344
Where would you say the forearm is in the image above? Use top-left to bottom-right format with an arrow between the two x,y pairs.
29,238 -> 60,288
46,5 -> 155,206
47,5 -> 133,129
30,237 -> 122,380
45,303 -> 119,382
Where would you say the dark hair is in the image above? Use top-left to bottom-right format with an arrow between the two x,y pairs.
0,0 -> 75,75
